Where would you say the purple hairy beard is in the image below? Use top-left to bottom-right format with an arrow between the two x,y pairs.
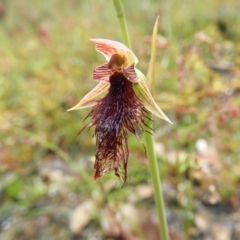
86,71 -> 148,183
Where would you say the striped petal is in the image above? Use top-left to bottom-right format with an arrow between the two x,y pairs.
67,81 -> 109,111
93,63 -> 111,82
133,69 -> 173,124
90,38 -> 138,67
122,64 -> 139,83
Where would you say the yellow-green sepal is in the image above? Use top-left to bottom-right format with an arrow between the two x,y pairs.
67,82 -> 109,111
133,69 -> 173,124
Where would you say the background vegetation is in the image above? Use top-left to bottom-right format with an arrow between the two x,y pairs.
0,0 -> 240,239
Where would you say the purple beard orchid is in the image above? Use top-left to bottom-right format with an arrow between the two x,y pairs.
68,39 -> 172,183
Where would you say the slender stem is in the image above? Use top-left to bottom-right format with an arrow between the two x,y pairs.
112,1 -> 170,240
145,18 -> 169,240
144,115 -> 170,240
113,0 -> 131,48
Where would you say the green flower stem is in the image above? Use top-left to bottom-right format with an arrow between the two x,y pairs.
113,0 -> 131,49
113,1 -> 170,240
144,114 -> 170,240
145,18 -> 169,240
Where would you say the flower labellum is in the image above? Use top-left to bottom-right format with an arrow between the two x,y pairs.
68,39 -> 172,183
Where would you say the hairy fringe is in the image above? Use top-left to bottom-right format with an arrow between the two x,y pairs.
86,72 -> 148,183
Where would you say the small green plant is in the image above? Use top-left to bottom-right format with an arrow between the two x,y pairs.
69,1 -> 172,239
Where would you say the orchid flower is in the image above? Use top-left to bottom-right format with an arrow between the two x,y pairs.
68,39 -> 172,183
